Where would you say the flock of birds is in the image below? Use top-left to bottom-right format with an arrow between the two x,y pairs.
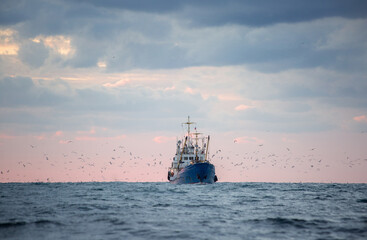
1,141 -> 168,182
1,138 -> 366,182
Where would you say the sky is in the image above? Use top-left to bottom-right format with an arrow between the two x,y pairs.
1,0 -> 367,183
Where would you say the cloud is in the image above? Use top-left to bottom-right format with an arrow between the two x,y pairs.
97,61 -> 106,68
0,28 -> 18,55
353,115 -> 367,123
77,127 -> 96,135
103,79 -> 130,88
32,35 -> 75,57
164,86 -> 175,91
234,136 -> 263,144
82,0 -> 367,27
234,104 -> 253,111
0,1 -> 366,73
0,75 -> 208,134
185,0 -> 367,27
184,87 -> 194,94
1,57 -> 366,135
0,76 -> 68,107
75,134 -> 126,141
0,133 -> 16,139
153,136 -> 176,143
17,40 -> 49,68
1,1 -> 367,137
54,131 -> 63,137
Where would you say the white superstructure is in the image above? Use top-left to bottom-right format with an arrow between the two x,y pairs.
168,116 -> 211,181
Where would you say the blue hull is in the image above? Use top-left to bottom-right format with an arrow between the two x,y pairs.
170,162 -> 217,184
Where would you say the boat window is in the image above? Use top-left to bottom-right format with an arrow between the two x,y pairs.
189,157 -> 193,160
184,157 -> 188,160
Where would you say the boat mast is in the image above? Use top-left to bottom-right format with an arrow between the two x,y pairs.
205,135 -> 210,161
192,131 -> 202,162
178,136 -> 187,169
183,116 -> 195,136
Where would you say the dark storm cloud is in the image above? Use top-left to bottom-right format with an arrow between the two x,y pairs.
1,0 -> 366,72
180,0 -> 367,27
0,76 -> 67,107
0,0 -> 31,26
104,42 -> 189,71
0,0 -> 367,71
3,0 -> 366,32
18,41 -> 49,68
82,0 -> 367,26
0,76 -> 206,133
77,0 -> 184,13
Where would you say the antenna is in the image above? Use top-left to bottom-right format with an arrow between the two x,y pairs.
182,116 -> 195,135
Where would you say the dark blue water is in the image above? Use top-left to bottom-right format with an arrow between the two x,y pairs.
1,182 -> 366,240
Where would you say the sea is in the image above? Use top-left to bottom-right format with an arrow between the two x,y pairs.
0,182 -> 366,240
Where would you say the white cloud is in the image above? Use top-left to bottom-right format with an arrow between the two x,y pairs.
0,28 -> 19,55
97,61 -> 107,68
32,35 -> 75,57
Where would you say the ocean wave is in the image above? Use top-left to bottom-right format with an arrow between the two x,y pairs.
243,217 -> 331,230
0,219 -> 63,229
0,221 -> 26,228
1,182 -> 366,240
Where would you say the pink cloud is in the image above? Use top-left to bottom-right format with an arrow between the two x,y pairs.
0,134 -> 16,139
75,134 -> 126,141
77,127 -> 96,135
164,86 -> 175,91
184,87 -> 194,94
234,104 -> 253,111
75,136 -> 97,141
103,79 -> 130,88
54,131 -> 63,137
110,135 -> 126,140
353,115 -> 367,122
234,136 -> 263,144
218,94 -> 242,101
153,136 -> 175,143
35,135 -> 46,140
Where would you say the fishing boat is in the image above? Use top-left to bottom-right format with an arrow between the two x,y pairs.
168,116 -> 218,184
